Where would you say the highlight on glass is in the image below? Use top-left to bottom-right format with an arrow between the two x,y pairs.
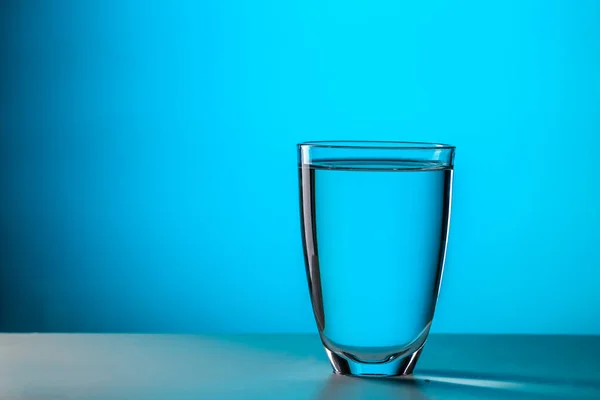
298,141 -> 455,377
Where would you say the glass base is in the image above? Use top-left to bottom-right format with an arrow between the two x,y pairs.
325,346 -> 423,377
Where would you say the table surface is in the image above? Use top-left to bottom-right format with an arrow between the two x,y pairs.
1,334 -> 599,399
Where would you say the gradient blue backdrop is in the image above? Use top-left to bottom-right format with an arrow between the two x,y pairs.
1,0 -> 599,333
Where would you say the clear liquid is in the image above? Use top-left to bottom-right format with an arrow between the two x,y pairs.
299,159 -> 452,362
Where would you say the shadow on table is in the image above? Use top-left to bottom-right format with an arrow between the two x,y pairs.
416,369 -> 600,398
315,370 -> 600,400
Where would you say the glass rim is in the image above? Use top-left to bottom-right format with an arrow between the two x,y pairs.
297,140 -> 455,150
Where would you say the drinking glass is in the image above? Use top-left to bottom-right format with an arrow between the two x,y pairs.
298,141 -> 455,377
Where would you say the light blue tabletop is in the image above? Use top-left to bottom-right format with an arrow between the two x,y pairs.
0,334 -> 599,399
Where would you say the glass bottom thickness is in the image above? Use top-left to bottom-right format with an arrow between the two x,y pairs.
325,345 -> 424,377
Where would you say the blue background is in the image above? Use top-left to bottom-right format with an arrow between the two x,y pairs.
1,0 -> 599,334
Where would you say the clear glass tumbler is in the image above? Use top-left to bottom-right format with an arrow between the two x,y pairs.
298,141 -> 455,377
